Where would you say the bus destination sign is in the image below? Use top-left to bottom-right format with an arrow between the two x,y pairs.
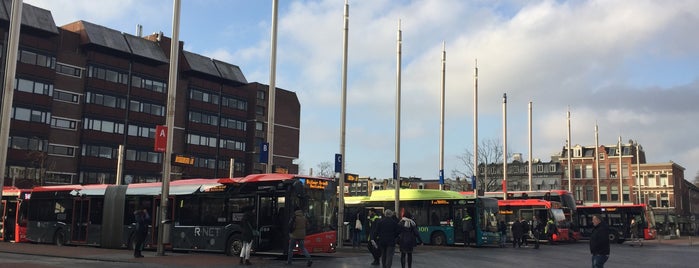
306,179 -> 329,190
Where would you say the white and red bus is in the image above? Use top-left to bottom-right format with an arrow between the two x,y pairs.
24,174 -> 337,256
1,187 -> 31,242
498,199 -> 576,243
576,203 -> 656,243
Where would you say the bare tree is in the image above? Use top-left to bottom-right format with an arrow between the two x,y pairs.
451,138 -> 510,192
316,161 -> 335,178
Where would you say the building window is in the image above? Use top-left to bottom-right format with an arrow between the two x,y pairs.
221,117 -> 247,131
574,165 -> 582,179
9,136 -> 47,151
598,153 -> 605,160
12,107 -> 51,124
574,148 -> 582,157
599,165 -> 607,179
585,164 -> 593,179
585,186 -> 594,201
16,78 -> 53,96
18,49 -> 55,68
88,65 -> 128,84
610,163 -> 617,178
45,172 -> 76,184
130,100 -> 165,116
600,186 -> 608,201
257,90 -> 265,100
548,165 -> 555,172
537,164 -> 544,173
187,133 -> 217,147
611,186 -> 619,201
125,149 -> 162,164
83,118 -> 125,134
660,193 -> 669,207
623,185 -> 630,201
51,117 -> 79,130
132,75 -> 166,93
189,88 -> 219,104
53,89 -> 80,104
222,96 -> 248,110
128,125 -> 155,138
648,174 -> 656,187
81,171 -> 116,184
256,122 -> 264,131
256,105 -> 265,116
56,62 -> 83,78
648,193 -> 657,207
575,186 -> 583,201
48,144 -> 76,157
81,144 -> 117,159
659,174 -> 669,186
86,91 -> 127,109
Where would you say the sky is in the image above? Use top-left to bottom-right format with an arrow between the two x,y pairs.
24,0 -> 699,182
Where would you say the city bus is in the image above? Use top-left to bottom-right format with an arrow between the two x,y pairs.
497,199 -> 576,243
346,189 -> 500,247
24,174 -> 337,256
1,187 -> 31,242
576,204 -> 657,243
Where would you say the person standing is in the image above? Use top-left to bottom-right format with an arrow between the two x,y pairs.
532,215 -> 544,249
497,220 -> 507,248
511,219 -> 522,248
133,207 -> 150,258
545,217 -> 558,245
287,207 -> 312,267
590,215 -> 610,268
240,206 -> 255,265
397,211 -> 423,268
520,218 -> 530,248
352,211 -> 363,249
461,213 -> 473,247
372,209 -> 399,268
630,218 -> 643,247
367,209 -> 382,265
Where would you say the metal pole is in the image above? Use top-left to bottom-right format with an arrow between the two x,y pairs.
157,0 -> 181,256
439,42 -> 445,191
636,143 -> 641,204
266,0 -> 279,173
394,20 -> 402,214
0,0 -> 23,201
595,123 -> 600,204
229,158 -> 235,178
473,60 -> 478,193
528,101 -> 532,191
502,93 -> 507,200
567,109 -> 572,192
337,0 -> 349,248
116,145 -> 124,185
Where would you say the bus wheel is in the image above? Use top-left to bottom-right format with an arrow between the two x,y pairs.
226,235 -> 243,256
54,231 -> 67,246
430,232 -> 446,246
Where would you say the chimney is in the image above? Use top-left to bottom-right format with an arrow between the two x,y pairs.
136,24 -> 142,37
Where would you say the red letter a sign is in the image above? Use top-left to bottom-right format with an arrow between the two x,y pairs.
154,125 -> 167,152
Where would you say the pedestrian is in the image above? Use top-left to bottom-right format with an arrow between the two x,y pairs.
545,217 -> 558,245
287,207 -> 312,267
353,211 -> 363,249
511,219 -> 522,248
629,218 -> 643,247
532,215 -> 544,249
520,218 -> 530,247
367,208 -> 382,265
372,209 -> 399,268
590,215 -> 610,268
240,206 -> 255,265
497,220 -> 507,248
461,213 -> 473,247
397,211 -> 423,268
133,206 -> 150,258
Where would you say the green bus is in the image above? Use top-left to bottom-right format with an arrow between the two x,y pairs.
345,189 -> 500,247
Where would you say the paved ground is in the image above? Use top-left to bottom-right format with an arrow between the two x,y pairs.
0,236 -> 697,267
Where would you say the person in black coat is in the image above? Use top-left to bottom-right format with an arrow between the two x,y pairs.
372,209 -> 399,268
590,215 -> 610,268
133,207 -> 150,258
511,219 -> 523,248
240,207 -> 256,265
520,218 -> 530,247
397,211 -> 423,268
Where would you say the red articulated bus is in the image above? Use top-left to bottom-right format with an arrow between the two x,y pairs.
1,187 -> 31,242
24,174 -> 337,256
498,199 -> 576,243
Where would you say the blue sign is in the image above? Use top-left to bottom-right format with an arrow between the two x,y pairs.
393,162 -> 398,180
335,153 -> 342,173
259,142 -> 269,163
471,175 -> 476,190
439,169 -> 444,185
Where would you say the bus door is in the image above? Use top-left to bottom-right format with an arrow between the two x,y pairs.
519,208 -> 547,240
71,198 -> 90,243
152,197 -> 172,246
453,204 -> 475,245
256,194 -> 280,251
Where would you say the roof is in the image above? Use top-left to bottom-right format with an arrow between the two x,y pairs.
123,33 -> 169,63
0,0 -> 58,34
213,59 -> 247,84
183,50 -> 220,77
80,20 -> 131,54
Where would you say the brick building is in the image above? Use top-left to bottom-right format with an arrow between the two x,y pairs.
0,2 -> 299,187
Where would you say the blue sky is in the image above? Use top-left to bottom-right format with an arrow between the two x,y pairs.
25,0 -> 699,181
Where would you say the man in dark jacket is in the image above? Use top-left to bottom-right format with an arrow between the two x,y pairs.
367,209 -> 381,265
511,219 -> 522,248
133,207 -> 150,258
590,215 -> 610,268
372,209 -> 399,268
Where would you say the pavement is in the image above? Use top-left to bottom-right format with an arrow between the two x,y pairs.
0,237 -> 696,267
